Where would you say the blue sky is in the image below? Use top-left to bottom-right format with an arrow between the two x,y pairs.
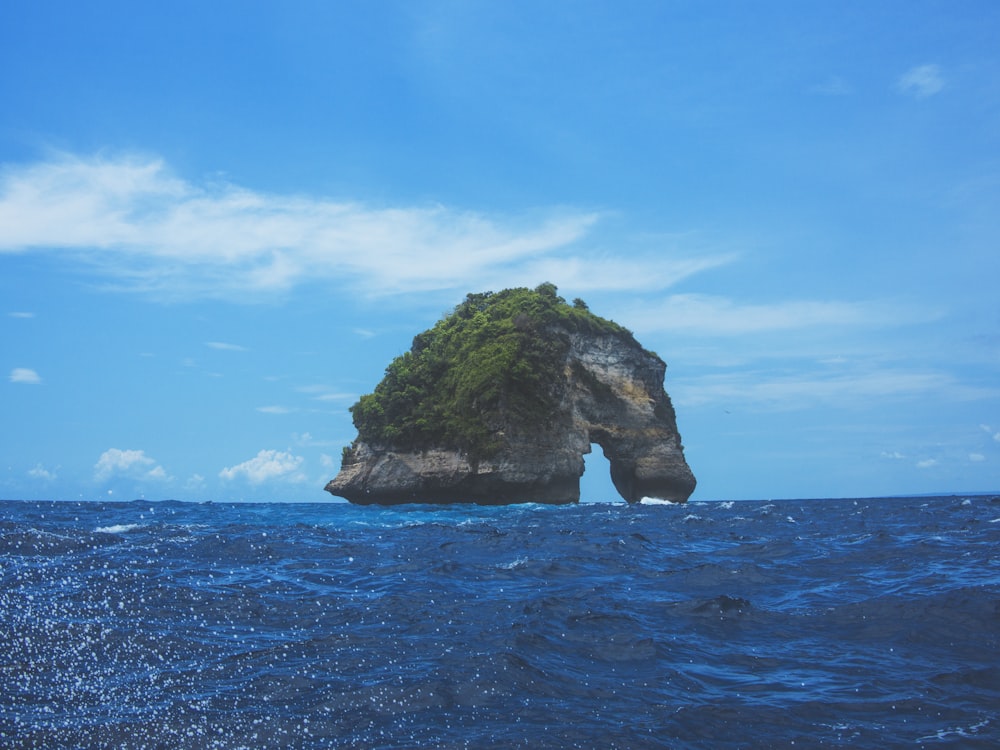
2,0 -> 999,502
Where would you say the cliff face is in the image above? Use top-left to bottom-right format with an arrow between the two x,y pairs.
326,286 -> 695,505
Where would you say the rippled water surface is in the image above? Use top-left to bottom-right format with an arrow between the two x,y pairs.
2,495 -> 999,748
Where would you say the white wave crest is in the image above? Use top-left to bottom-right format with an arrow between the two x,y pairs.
94,523 -> 141,534
639,497 -> 680,505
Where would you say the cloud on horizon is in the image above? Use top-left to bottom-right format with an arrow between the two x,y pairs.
0,152 -> 728,300
94,448 -> 168,481
219,449 -> 306,484
28,463 -> 56,481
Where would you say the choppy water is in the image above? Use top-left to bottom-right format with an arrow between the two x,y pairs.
2,495 -> 999,748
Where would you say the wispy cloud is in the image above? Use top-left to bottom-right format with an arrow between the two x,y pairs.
311,393 -> 357,403
94,448 -> 168,481
671,369 -> 995,411
495,254 -> 734,295
219,449 -> 306,483
256,405 -> 294,414
622,294 -> 932,336
8,311 -> 35,318
9,367 -> 41,384
296,384 -> 356,403
292,432 -> 342,448
897,64 -> 945,99
980,424 -> 1000,442
0,152 -> 727,300
810,75 -> 853,96
206,341 -> 248,351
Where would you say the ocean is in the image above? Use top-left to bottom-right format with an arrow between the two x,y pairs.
1,495 -> 998,749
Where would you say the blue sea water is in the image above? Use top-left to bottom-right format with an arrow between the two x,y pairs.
1,495 -> 999,749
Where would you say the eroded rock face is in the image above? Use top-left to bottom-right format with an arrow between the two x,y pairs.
564,331 -> 697,503
326,301 -> 696,505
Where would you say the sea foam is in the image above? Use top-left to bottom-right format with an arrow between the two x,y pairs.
94,523 -> 141,534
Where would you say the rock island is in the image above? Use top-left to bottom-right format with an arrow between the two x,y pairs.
326,283 -> 696,505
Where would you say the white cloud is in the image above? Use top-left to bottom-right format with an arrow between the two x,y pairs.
219,449 -> 306,483
296,385 -> 356,403
9,367 -> 41,384
0,152 -> 721,300
94,448 -> 168,481
916,458 -> 938,469
978,424 -> 1000,442
312,392 -> 356,402
881,451 -> 906,460
292,432 -> 340,448
205,341 -> 248,351
28,463 -> 56,480
624,294 -> 931,336
256,405 -> 294,414
897,64 -> 945,99
8,311 -> 34,318
145,465 -> 167,480
969,453 -> 986,462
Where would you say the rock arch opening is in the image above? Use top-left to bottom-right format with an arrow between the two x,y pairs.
581,442 -> 624,503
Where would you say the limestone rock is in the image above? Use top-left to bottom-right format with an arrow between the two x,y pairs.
326,285 -> 695,505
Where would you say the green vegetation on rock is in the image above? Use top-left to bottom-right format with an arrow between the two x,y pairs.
348,283 -> 635,459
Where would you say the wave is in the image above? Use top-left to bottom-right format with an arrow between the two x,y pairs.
638,496 -> 681,505
94,523 -> 142,534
